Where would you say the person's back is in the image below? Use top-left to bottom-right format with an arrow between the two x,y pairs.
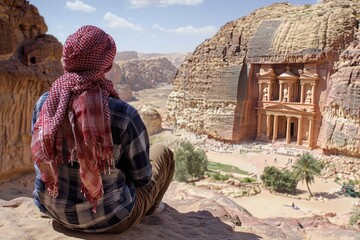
31,25 -> 174,233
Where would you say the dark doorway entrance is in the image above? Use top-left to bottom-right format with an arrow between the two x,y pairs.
291,122 -> 295,137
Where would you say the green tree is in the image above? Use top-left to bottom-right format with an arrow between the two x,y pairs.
292,153 -> 324,197
261,166 -> 280,188
174,141 -> 208,182
261,166 -> 297,194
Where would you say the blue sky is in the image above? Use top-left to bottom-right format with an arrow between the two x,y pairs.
28,0 -> 317,53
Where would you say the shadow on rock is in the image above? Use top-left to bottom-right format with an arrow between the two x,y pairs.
52,203 -> 262,240
314,192 -> 340,200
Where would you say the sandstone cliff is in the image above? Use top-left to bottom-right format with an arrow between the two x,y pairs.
114,51 -> 139,62
105,63 -> 133,101
318,40 -> 360,156
167,0 -> 360,156
138,52 -> 189,68
115,51 -> 188,68
110,57 -> 177,91
0,0 -> 63,180
107,52 -> 187,95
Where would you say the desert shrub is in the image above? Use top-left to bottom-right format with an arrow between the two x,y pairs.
261,166 -> 279,187
261,166 -> 298,194
241,177 -> 256,183
334,176 -> 340,183
343,179 -> 360,186
349,207 -> 360,227
174,141 -> 208,182
209,172 -> 229,181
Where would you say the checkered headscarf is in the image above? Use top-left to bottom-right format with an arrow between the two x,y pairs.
31,25 -> 119,212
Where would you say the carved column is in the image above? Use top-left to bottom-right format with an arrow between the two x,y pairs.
268,83 -> 272,101
266,114 -> 271,140
308,117 -> 313,148
286,116 -> 291,144
300,83 -> 305,103
258,83 -> 262,101
279,83 -> 283,102
288,83 -> 293,102
257,113 -> 262,138
311,84 -> 315,104
297,116 -> 303,145
272,115 -> 278,142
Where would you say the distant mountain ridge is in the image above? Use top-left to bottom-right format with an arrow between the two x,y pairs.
115,51 -> 189,68
107,55 -> 178,91
108,51 -> 190,92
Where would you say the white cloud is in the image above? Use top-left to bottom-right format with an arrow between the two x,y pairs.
104,12 -> 144,31
128,0 -> 203,8
65,0 -> 96,12
153,24 -> 217,35
152,24 -> 167,31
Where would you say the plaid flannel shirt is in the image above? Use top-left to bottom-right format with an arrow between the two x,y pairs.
31,92 -> 152,232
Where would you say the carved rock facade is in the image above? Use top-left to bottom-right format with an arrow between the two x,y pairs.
0,0 -> 63,180
167,0 -> 360,157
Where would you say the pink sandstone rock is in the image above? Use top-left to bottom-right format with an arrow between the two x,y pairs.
167,0 -> 360,157
0,0 -> 63,180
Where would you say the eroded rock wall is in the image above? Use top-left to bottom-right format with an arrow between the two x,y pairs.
318,41 -> 360,157
110,57 -> 177,91
0,0 -> 63,180
167,0 -> 360,156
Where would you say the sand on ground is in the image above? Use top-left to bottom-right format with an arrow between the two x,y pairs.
0,83 -> 358,240
206,150 -> 356,225
130,83 -> 357,226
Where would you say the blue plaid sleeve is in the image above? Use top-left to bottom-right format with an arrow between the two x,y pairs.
109,98 -> 152,187
124,112 -> 151,187
31,92 -> 48,134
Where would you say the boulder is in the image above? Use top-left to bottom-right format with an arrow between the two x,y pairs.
138,105 -> 162,135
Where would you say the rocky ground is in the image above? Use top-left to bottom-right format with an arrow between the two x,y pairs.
0,84 -> 359,240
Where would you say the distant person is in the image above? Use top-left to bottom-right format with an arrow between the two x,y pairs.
31,25 -> 174,233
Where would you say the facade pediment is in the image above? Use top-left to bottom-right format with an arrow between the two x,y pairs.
278,66 -> 298,80
256,68 -> 276,78
299,69 -> 319,81
264,103 -> 304,113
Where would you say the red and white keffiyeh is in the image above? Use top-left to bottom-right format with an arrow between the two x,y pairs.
31,25 -> 119,212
